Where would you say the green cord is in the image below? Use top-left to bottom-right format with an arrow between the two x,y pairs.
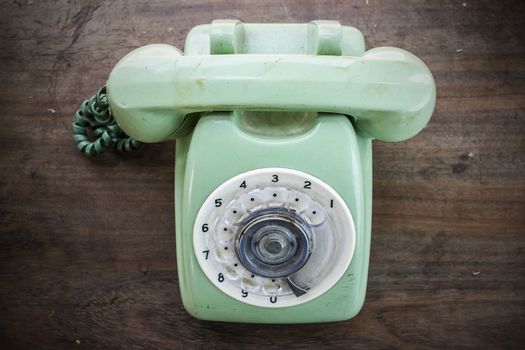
72,86 -> 141,156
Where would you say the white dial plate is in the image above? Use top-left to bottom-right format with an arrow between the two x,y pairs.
193,168 -> 356,308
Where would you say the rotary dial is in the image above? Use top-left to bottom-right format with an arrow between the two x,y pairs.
193,168 -> 355,308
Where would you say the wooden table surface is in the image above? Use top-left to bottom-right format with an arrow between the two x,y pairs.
1,1 -> 524,349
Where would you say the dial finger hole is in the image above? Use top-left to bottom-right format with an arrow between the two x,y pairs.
303,203 -> 326,226
223,207 -> 244,224
262,280 -> 283,295
258,188 -> 289,208
240,194 -> 264,213
214,246 -> 235,262
224,264 -> 241,280
287,191 -> 311,213
214,224 -> 234,243
240,276 -> 260,292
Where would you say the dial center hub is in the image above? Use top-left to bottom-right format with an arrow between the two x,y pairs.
236,210 -> 312,278
253,224 -> 296,264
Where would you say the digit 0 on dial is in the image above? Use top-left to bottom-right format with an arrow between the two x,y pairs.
193,168 -> 356,307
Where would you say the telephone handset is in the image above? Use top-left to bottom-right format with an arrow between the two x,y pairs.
81,20 -> 435,323
107,38 -> 434,143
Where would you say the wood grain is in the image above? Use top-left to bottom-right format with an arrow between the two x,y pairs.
0,0 -> 524,349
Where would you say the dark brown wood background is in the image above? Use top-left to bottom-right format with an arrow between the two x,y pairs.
1,0 -> 524,349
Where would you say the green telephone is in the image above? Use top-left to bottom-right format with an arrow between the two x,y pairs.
76,20 -> 435,323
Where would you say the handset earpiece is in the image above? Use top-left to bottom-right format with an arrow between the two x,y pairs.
107,44 -> 186,143
348,47 -> 436,141
108,43 -> 435,143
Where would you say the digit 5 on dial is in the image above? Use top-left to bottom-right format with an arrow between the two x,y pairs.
106,20 -> 435,323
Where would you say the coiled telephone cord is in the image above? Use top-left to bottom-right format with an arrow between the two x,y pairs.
72,86 -> 141,156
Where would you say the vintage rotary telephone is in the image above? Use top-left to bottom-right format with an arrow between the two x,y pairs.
73,20 -> 435,323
